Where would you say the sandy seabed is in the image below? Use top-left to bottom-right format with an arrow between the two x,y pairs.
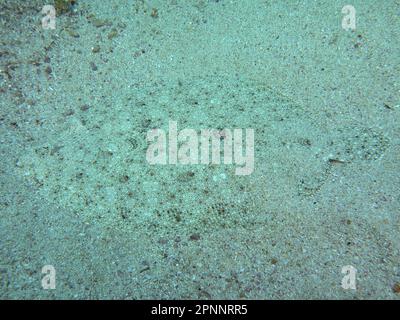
0,0 -> 399,299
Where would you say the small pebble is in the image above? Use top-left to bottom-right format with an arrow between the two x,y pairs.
45,66 -> 52,75
63,109 -> 75,117
66,29 -> 80,38
108,29 -> 118,40
91,18 -> 111,28
151,8 -> 159,18
90,62 -> 98,71
189,233 -> 201,241
91,45 -> 100,53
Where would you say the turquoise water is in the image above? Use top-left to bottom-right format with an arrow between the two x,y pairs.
0,0 -> 399,299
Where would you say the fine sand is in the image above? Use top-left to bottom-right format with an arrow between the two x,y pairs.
0,0 -> 399,299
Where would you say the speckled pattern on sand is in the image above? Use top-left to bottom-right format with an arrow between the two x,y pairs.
0,0 -> 399,299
